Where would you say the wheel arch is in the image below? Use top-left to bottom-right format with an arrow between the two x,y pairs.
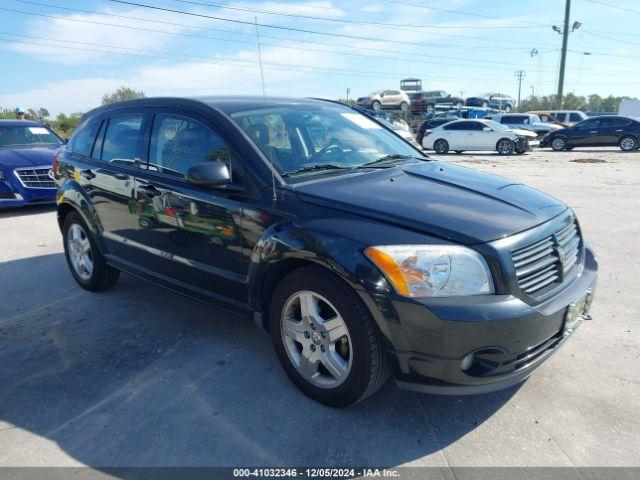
56,181 -> 106,253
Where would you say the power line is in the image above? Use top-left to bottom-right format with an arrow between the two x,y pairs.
379,0 -> 550,27
585,0 -> 640,15
169,0 -> 547,30
9,0 -> 553,51
106,0 -> 556,49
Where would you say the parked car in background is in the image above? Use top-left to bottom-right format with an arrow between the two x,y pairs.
488,113 -> 563,137
422,119 -> 538,154
409,90 -> 464,113
357,89 -> 411,112
527,111 -> 570,128
0,120 -> 65,208
548,110 -> 588,125
54,96 -> 597,406
376,118 -> 416,145
465,93 -> 515,112
540,115 -> 640,151
415,117 -> 459,144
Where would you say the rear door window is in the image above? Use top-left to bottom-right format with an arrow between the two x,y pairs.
101,113 -> 144,166
569,113 -> 584,123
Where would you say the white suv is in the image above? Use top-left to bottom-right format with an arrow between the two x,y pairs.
357,89 -> 411,112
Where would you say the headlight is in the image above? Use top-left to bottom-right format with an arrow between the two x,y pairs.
365,245 -> 494,298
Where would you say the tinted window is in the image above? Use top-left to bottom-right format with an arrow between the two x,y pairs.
101,114 -> 143,165
502,116 -> 528,124
569,113 -> 583,123
149,113 -> 232,179
444,121 -> 477,130
70,116 -> 100,155
575,119 -> 601,130
601,117 -> 631,127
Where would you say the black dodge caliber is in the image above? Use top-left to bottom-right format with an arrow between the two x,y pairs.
54,97 -> 597,406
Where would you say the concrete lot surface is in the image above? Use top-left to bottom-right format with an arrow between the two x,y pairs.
0,147 -> 639,468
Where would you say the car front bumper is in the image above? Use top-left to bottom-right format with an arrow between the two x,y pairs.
371,245 -> 597,395
0,175 -> 56,208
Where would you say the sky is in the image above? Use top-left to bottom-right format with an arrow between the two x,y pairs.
0,0 -> 639,115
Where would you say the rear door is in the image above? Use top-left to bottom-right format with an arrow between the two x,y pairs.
599,116 -> 631,146
129,106 -> 248,304
82,108 -> 149,260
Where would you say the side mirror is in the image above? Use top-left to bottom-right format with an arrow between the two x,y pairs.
186,161 -> 230,187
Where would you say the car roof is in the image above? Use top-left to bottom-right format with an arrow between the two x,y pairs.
0,119 -> 45,127
81,96 -> 348,120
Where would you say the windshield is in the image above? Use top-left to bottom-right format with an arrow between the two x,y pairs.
0,125 -> 62,147
230,104 -> 422,182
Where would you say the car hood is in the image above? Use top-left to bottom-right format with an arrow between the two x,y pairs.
295,161 -> 566,244
507,128 -> 538,138
0,146 -> 58,168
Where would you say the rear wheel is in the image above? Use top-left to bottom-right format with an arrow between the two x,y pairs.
433,139 -> 449,154
63,211 -> 119,291
269,267 -> 389,407
496,138 -> 515,155
426,104 -> 435,113
504,104 -> 512,113
619,135 -> 637,151
371,100 -> 381,112
481,101 -> 489,108
551,137 -> 567,151
400,102 -> 409,112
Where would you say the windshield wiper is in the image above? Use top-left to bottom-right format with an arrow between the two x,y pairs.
281,164 -> 352,178
358,154 -> 428,168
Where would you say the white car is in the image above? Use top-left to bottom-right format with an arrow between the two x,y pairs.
357,89 -> 411,112
488,113 -> 563,137
421,119 -> 539,155
377,118 -> 416,145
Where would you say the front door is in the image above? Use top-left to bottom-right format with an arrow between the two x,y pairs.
129,108 -> 248,305
570,118 -> 603,147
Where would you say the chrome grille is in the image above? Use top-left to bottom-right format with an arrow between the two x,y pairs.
14,166 -> 55,189
511,220 -> 582,297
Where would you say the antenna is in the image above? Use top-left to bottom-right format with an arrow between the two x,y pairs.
254,16 -> 277,202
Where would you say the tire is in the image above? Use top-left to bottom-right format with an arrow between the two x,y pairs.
496,138 -> 515,155
551,137 -> 567,151
455,150 -> 463,154
63,211 -> 119,292
269,267 -> 389,407
426,104 -> 435,113
371,100 -> 381,112
619,135 -> 637,151
400,102 -> 409,112
504,104 -> 512,113
481,101 -> 489,108
455,101 -> 463,109
433,139 -> 449,154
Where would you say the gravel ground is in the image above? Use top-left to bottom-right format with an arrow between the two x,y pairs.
0,147 -> 638,469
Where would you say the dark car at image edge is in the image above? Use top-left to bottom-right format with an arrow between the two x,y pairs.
540,115 -> 640,151
54,96 -> 598,406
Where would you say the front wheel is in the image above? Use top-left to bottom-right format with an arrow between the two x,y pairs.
269,267 -> 389,407
496,138 -> 515,155
400,102 -> 409,112
504,104 -> 512,113
619,135 -> 638,151
371,100 -> 381,112
63,211 -> 119,291
433,138 -> 449,154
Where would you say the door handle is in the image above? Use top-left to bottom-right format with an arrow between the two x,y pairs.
78,169 -> 95,180
137,184 -> 159,197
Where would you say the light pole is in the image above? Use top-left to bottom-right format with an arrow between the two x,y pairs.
553,0 -> 581,109
346,88 -> 351,102
514,70 -> 526,111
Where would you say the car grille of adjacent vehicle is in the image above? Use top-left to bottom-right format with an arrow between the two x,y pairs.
14,167 -> 55,189
511,220 -> 581,297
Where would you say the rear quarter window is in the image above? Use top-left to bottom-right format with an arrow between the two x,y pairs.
69,116 -> 101,156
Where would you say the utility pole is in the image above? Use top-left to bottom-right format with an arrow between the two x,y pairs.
514,70 -> 526,111
346,88 -> 351,102
531,85 -> 535,98
556,0 -> 572,109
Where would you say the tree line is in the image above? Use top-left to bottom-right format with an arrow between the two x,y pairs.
0,86 -> 145,136
519,93 -> 634,113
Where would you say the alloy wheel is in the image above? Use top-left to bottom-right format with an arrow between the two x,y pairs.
280,291 -> 353,389
620,137 -> 636,151
497,139 -> 514,155
551,138 -> 566,151
66,223 -> 93,281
